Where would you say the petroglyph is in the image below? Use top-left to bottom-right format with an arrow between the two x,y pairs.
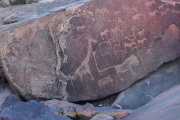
150,10 -> 158,17
124,42 -> 138,53
132,14 -> 142,21
111,26 -> 119,36
172,10 -> 180,14
100,29 -> 109,40
124,26 -> 137,41
158,4 -> 164,10
74,36 -> 97,83
114,11 -> 121,16
76,25 -> 86,32
122,6 -> 137,16
92,52 -> 139,80
98,76 -> 113,90
161,8 -> 169,16
138,29 -> 145,37
137,38 -> 148,47
145,1 -> 156,7
161,0 -> 180,6
114,55 -> 140,79
95,8 -> 110,18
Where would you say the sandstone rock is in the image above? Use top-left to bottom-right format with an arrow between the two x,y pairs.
0,100 -> 71,120
0,81 -> 21,113
76,103 -> 97,120
122,84 -> 180,120
25,0 -> 37,4
62,106 -> 76,119
0,0 -> 180,102
112,57 -> 180,109
112,110 -> 129,120
90,115 -> 114,120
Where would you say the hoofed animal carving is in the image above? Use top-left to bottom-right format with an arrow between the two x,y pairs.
98,76 -> 114,90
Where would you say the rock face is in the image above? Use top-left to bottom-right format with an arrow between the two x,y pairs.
122,84 -> 180,120
0,100 -> 71,120
112,57 -> 180,109
0,0 -> 180,102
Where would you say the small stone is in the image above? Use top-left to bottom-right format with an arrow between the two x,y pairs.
90,115 -> 114,120
112,110 -> 129,120
76,103 -> 97,120
62,106 -> 76,119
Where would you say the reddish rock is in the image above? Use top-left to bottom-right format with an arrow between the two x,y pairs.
76,103 -> 97,120
112,110 -> 129,120
90,115 -> 115,120
0,0 -> 180,102
122,84 -> 180,120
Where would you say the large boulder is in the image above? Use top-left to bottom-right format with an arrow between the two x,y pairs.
0,100 -> 71,120
0,0 -> 180,102
122,84 -> 180,120
112,57 -> 180,109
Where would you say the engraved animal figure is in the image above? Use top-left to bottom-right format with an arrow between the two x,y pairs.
132,14 -> 142,21
161,8 -> 169,16
111,26 -> 119,36
114,55 -> 139,79
114,11 -> 121,16
74,36 -> 97,83
137,38 -> 147,47
92,52 -> 139,81
98,76 -> 113,90
95,8 -> 109,18
124,42 -> 138,53
158,4 -> 164,10
101,29 -> 109,40
145,1 -> 156,7
122,6 -> 137,16
138,29 -> 145,37
172,10 -> 180,14
76,25 -> 86,32
124,26 -> 137,42
150,10 -> 158,17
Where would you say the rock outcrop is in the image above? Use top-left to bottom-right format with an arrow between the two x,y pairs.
122,84 -> 180,120
0,0 -> 180,102
112,56 -> 180,109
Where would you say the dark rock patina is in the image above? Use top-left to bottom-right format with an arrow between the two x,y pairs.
0,0 -> 180,102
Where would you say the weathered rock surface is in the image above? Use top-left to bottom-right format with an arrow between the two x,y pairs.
112,56 -> 180,109
0,100 -> 71,120
0,0 -> 84,25
122,84 -> 180,120
0,0 -> 180,102
1,0 -> 25,7
0,80 -> 21,113
44,99 -> 81,109
90,115 -> 115,120
76,103 -> 97,120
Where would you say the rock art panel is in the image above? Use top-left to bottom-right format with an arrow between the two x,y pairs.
0,0 -> 180,102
